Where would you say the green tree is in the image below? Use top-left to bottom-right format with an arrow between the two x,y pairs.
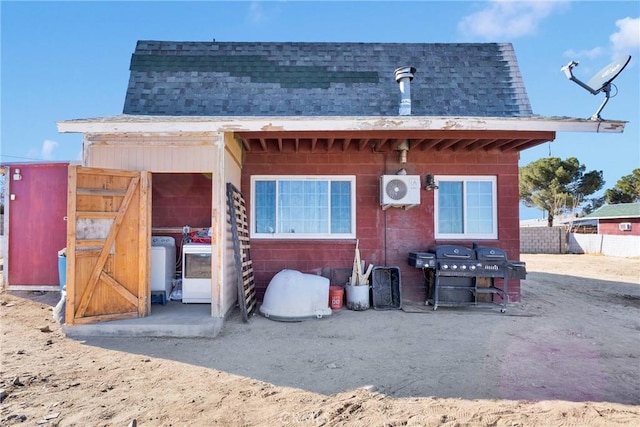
604,168 -> 640,204
519,157 -> 604,227
582,196 -> 605,215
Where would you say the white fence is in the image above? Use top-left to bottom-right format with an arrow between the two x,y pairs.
569,234 -> 640,257
521,226 -> 639,258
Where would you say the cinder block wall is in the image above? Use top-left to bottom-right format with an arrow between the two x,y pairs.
520,226 -> 567,254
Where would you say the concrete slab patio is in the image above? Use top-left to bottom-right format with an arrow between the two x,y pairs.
62,301 -> 224,338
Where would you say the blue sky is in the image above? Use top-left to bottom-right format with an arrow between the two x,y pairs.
1,1 -> 639,219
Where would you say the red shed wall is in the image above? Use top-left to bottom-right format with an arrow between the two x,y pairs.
599,218 -> 640,236
151,173 -> 213,249
241,148 -> 522,303
7,163 -> 68,287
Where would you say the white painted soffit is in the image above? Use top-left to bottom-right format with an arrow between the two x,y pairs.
56,115 -> 626,134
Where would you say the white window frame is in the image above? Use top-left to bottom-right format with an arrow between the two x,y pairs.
250,175 -> 356,240
434,175 -> 498,240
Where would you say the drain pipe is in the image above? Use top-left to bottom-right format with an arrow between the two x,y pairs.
394,66 -> 416,116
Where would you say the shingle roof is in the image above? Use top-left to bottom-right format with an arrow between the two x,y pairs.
123,41 -> 533,117
583,203 -> 640,219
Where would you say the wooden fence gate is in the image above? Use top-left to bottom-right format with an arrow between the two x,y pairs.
65,166 -> 150,325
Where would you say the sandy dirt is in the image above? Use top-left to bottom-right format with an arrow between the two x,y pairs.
1,254 -> 639,426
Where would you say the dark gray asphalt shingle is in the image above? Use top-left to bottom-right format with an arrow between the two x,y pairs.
123,41 -> 533,117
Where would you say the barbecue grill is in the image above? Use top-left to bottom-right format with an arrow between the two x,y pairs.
408,244 -> 526,313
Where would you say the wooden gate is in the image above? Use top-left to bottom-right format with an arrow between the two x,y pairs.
65,166 -> 150,325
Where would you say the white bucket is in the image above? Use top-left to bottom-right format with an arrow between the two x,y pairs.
345,284 -> 370,311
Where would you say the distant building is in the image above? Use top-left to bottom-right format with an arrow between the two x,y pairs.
574,203 -> 640,236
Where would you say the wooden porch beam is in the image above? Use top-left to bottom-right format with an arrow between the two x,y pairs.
235,129 -> 556,141
508,139 -> 549,151
420,139 -> 444,150
435,139 -> 462,151
465,139 -> 499,151
483,139 -> 518,151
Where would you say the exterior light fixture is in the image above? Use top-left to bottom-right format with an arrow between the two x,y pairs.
12,168 -> 22,181
425,174 -> 438,190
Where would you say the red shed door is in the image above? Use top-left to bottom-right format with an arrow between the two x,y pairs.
65,166 -> 150,325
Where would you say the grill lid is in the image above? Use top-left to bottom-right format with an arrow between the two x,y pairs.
474,246 -> 507,261
432,245 -> 476,260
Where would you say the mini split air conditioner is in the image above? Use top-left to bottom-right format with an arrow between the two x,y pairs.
380,175 -> 421,207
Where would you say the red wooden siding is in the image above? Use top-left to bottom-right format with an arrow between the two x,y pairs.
242,148 -> 523,303
599,219 -> 640,236
7,163 -> 68,287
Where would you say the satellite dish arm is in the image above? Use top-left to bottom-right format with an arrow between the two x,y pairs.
590,83 -> 612,121
561,61 -> 600,95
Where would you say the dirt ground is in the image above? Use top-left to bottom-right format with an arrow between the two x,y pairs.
1,254 -> 639,426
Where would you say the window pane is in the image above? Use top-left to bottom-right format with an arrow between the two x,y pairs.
253,176 -> 355,238
438,181 -> 463,233
255,181 -> 276,233
466,181 -> 493,234
278,180 -> 328,234
331,181 -> 352,233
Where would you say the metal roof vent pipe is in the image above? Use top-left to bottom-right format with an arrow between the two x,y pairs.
394,66 -> 416,116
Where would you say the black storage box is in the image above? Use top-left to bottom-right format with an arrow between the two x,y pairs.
408,252 -> 436,269
371,266 -> 402,310
507,262 -> 527,279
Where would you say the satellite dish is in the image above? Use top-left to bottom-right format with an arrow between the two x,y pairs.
587,56 -> 631,92
560,55 -> 631,121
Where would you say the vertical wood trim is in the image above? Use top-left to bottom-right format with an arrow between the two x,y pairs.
65,165 -> 78,324
138,171 -> 151,316
211,134 -> 225,317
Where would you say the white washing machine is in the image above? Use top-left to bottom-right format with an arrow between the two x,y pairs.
151,236 -> 177,300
